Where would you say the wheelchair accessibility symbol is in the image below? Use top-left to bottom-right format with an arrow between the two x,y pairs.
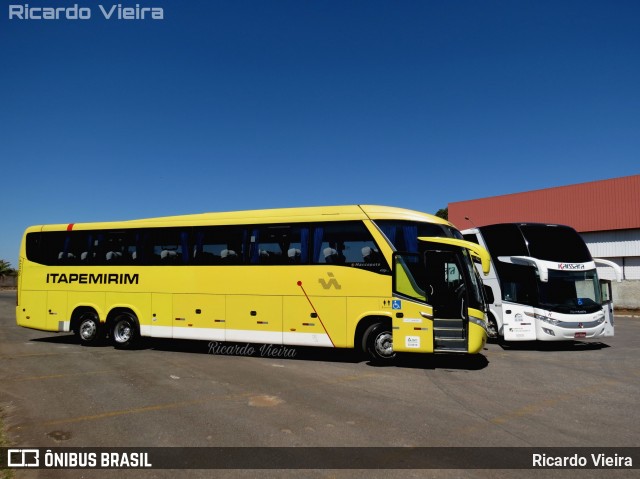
392,300 -> 402,310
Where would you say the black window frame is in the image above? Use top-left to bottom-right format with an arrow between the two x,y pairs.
25,220 -> 389,274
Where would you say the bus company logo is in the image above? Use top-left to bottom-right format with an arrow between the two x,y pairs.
318,272 -> 341,290
558,263 -> 585,270
46,273 -> 139,285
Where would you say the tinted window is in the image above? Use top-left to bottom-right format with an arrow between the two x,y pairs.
193,226 -> 245,265
393,253 -> 426,303
26,232 -> 61,265
519,224 -> 592,263
26,229 -> 184,266
27,221 -> 388,273
479,224 -> 536,304
478,224 -> 528,258
249,225 -> 308,265
143,228 -> 189,265
87,230 -> 139,265
462,233 -> 479,245
312,221 -> 389,273
375,220 -> 455,253
497,263 -> 539,306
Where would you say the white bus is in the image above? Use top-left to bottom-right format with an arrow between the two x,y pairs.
461,223 -> 621,341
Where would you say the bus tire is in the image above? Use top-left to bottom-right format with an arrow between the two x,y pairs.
76,311 -> 103,346
487,313 -> 503,343
486,313 -> 499,339
111,312 -> 138,349
363,321 -> 395,363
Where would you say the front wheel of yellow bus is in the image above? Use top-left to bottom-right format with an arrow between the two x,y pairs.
363,321 -> 396,364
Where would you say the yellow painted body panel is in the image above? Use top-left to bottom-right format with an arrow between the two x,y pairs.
468,322 -> 487,353
150,293 -> 172,337
391,299 -> 435,353
468,307 -> 488,353
172,293 -> 225,340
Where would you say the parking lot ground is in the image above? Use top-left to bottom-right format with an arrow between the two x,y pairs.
1,290 -> 638,478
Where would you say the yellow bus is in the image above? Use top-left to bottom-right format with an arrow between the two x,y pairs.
16,205 -> 491,362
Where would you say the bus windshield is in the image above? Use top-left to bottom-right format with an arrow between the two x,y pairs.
375,220 -> 462,253
519,224 -> 592,263
460,249 -> 484,312
538,269 -> 601,314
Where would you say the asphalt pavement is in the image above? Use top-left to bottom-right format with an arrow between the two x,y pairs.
1,290 -> 638,479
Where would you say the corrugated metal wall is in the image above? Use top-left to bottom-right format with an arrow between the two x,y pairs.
591,258 -> 640,281
581,230 -> 640,281
449,175 -> 640,233
581,230 -> 640,257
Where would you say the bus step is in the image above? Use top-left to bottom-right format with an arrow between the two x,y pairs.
434,347 -> 467,353
433,327 -> 466,339
434,338 -> 467,352
433,318 -> 465,329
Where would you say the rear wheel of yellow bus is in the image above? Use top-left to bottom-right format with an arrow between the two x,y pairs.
111,312 -> 138,349
76,311 -> 103,346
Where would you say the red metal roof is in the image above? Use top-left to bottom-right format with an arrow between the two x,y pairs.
449,175 -> 640,233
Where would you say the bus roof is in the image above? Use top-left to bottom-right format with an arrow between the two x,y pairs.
29,205 -> 453,232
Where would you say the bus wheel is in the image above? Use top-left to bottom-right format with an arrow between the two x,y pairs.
487,314 -> 499,340
77,311 -> 103,346
111,312 -> 138,349
363,322 -> 396,363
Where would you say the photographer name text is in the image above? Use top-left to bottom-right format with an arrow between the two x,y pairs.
533,453 -> 632,468
9,3 -> 164,21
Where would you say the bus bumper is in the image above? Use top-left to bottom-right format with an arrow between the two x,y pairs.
535,322 -> 607,341
468,319 -> 487,353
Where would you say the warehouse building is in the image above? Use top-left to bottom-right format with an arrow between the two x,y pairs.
448,174 -> 640,309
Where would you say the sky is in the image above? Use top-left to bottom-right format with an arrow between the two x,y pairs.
1,0 -> 639,269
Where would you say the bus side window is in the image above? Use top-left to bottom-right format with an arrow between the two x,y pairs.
37,232 -> 66,265
462,233 -> 480,245
193,226 -> 245,265
101,231 -> 138,265
25,233 -> 44,264
145,228 -> 190,265
57,231 -> 88,265
250,225 -> 309,265
393,253 -> 426,302
312,221 -> 388,273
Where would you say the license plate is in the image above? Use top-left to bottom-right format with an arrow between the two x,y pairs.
575,332 -> 587,338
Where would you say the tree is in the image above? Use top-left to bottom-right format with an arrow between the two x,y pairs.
435,207 -> 448,220
0,260 -> 16,277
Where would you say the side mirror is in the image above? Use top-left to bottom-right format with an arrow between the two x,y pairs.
483,285 -> 495,304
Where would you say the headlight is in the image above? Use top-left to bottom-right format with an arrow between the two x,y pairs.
525,311 -> 560,325
469,315 -> 488,332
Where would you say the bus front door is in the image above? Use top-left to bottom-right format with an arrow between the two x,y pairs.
423,249 -> 469,352
391,252 -> 434,353
600,279 -> 614,337
392,244 -> 482,353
